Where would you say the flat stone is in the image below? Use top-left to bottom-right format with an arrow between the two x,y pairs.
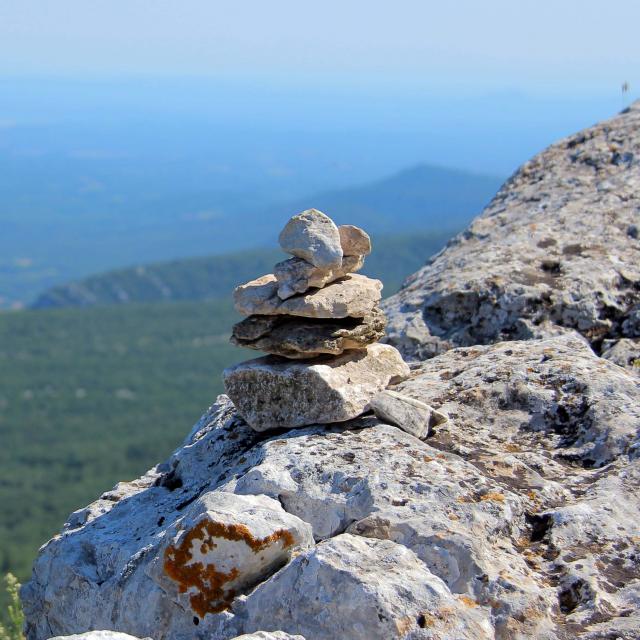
370,389 -> 448,439
234,274 -> 382,319
339,225 -> 371,256
274,255 -> 364,300
159,492 -> 313,618
223,343 -> 410,431
278,209 -> 343,269
231,308 -> 387,359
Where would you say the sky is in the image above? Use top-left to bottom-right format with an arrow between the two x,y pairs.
0,0 -> 638,94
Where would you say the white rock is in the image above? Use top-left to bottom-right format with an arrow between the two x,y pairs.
370,389 -> 447,439
338,224 -> 371,256
278,209 -> 343,269
274,255 -> 364,300
230,633 -> 304,640
223,343 -> 410,431
233,273 -> 382,319
158,492 -> 314,619
233,534 -> 492,640
48,634 -> 151,640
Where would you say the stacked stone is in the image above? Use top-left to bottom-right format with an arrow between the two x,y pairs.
223,209 -> 409,432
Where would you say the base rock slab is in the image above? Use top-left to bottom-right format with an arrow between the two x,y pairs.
223,343 -> 409,431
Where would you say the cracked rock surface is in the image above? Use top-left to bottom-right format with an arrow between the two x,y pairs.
383,101 -> 640,372
23,105 -> 640,640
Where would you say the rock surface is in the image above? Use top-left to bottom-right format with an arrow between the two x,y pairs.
383,101 -> 640,372
23,103 -> 640,640
370,390 -> 447,439
338,225 -> 371,256
223,343 -> 410,431
231,309 -> 386,358
160,492 -> 313,617
234,273 -> 382,319
49,634 -> 151,640
274,254 -> 364,300
278,209 -> 343,269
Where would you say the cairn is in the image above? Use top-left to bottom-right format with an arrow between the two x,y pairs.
223,209 -> 409,431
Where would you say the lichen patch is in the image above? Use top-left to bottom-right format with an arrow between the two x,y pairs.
164,518 -> 295,617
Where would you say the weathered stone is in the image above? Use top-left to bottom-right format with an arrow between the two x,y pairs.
233,534 -> 491,640
234,273 -> 382,319
278,209 -> 342,269
369,389 -> 447,439
338,224 -> 371,256
601,337 -> 640,375
49,634 -> 151,640
223,343 -> 409,431
274,254 -> 364,300
158,492 -> 313,619
231,309 -> 387,359
383,101 -> 640,371
230,633 -> 305,640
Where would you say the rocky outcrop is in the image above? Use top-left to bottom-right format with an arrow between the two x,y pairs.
22,104 -> 640,640
383,101 -> 640,374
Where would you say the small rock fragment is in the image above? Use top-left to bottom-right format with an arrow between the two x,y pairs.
234,273 -> 382,319
274,254 -> 364,300
223,343 -> 410,431
278,209 -> 343,269
230,633 -> 305,640
370,389 -> 448,439
339,224 -> 371,256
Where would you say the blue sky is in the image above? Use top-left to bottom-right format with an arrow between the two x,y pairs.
1,0 -> 638,94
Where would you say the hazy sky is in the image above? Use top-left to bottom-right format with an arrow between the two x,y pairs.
1,0 -> 638,93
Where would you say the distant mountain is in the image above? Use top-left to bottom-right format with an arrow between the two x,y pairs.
32,231 -> 454,309
272,164 -> 503,232
2,163 -> 501,309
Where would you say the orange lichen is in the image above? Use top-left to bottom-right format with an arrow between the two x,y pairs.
480,492 -> 505,503
164,518 -> 295,617
459,595 -> 479,608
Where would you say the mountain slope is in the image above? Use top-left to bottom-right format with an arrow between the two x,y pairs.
32,230 -> 453,308
2,163 -> 501,309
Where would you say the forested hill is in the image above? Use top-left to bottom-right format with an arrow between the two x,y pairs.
32,231 -> 453,309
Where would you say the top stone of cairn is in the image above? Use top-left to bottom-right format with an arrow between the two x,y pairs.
278,208 -> 344,269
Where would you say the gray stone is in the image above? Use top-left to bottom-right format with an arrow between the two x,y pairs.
274,254 -> 364,300
369,389 -> 447,439
231,309 -> 387,359
601,337 -> 640,375
234,273 -> 382,319
49,634 -> 151,640
383,101 -> 640,372
278,209 -> 343,269
223,343 -> 410,431
233,534 -> 491,640
338,224 -> 371,256
231,634 -> 305,640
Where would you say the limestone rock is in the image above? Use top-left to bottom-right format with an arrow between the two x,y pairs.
278,209 -> 342,269
159,492 -> 314,618
383,101 -> 640,371
230,633 -> 304,640
369,389 -> 447,439
234,273 -> 382,319
223,343 -> 409,431
233,534 -> 491,640
601,337 -> 640,375
338,225 -> 371,256
274,254 -> 364,300
231,309 -> 387,358
49,634 -> 151,640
